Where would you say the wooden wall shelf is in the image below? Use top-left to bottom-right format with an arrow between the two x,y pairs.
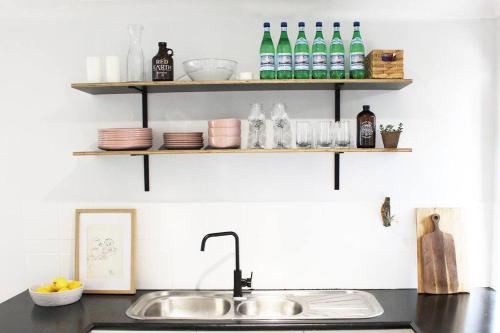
71,79 -> 413,95
71,78 -> 413,191
74,148 -> 412,156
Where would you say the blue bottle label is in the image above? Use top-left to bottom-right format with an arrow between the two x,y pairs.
260,53 -> 275,71
296,37 -> 308,46
350,52 -> 365,70
294,52 -> 309,70
351,37 -> 363,45
312,52 -> 327,70
277,53 -> 292,71
330,52 -> 344,71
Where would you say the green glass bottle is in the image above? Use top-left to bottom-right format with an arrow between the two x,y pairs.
349,21 -> 365,79
329,22 -> 345,79
312,22 -> 327,79
260,22 -> 275,80
293,22 -> 310,79
277,22 -> 292,79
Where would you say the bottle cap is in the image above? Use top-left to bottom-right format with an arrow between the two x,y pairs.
363,105 -> 370,111
264,22 -> 270,28
316,22 -> 322,27
158,42 -> 167,47
281,22 -> 287,27
298,22 -> 305,27
353,21 -> 360,27
333,22 -> 340,27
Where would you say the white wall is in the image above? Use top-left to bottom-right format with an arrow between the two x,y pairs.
0,0 -> 497,301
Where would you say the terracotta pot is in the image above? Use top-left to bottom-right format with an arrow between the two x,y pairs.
381,131 -> 401,148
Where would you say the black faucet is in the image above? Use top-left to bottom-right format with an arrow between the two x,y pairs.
200,231 -> 252,298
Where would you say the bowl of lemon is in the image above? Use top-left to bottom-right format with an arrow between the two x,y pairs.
29,277 -> 84,306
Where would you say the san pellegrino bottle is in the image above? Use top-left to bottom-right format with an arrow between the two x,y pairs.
349,21 -> 365,79
277,22 -> 292,79
312,22 -> 327,79
329,22 -> 345,79
293,22 -> 310,79
260,22 -> 276,80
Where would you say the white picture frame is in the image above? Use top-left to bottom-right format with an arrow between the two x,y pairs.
75,209 -> 136,294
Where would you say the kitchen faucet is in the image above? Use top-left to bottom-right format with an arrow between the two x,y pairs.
200,231 -> 252,298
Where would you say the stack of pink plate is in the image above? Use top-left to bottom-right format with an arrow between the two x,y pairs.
98,128 -> 153,151
163,132 -> 204,150
208,118 -> 241,148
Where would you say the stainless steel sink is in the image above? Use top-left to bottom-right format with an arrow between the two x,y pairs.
126,290 -> 383,321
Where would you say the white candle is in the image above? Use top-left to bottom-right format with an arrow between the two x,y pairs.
105,56 -> 121,82
86,56 -> 101,83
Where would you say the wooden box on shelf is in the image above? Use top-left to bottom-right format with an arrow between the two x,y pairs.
366,49 -> 404,79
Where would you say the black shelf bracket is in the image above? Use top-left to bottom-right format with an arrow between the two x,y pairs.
128,86 -> 150,192
334,84 -> 342,190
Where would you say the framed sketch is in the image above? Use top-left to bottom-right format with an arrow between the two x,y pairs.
75,209 -> 136,294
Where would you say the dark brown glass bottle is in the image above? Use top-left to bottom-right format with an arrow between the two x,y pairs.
356,105 -> 376,148
152,42 -> 174,81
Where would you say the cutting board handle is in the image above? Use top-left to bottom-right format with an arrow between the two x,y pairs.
431,214 -> 441,231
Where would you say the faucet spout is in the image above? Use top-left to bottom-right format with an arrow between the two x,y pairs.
200,231 -> 240,270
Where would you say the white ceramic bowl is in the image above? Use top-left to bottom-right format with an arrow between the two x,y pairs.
183,58 -> 237,81
29,284 -> 84,307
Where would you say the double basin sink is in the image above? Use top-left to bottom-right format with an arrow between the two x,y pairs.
126,290 -> 384,321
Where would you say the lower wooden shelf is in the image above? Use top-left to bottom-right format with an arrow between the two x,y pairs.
73,147 -> 412,156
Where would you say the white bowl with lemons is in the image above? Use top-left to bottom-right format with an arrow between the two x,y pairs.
29,277 -> 84,306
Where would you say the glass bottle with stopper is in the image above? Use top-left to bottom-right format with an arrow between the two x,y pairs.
152,42 -> 174,81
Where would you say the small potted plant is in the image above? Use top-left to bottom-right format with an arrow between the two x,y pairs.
379,123 -> 403,148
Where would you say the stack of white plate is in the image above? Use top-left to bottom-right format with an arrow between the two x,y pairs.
98,128 -> 153,151
163,132 -> 204,150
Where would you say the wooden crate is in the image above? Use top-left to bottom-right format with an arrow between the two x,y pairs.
366,49 -> 404,79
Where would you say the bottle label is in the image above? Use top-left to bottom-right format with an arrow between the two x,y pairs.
294,52 -> 309,70
351,36 -> 363,45
350,52 -> 365,70
296,37 -> 308,45
260,53 -> 275,71
330,52 -> 344,71
360,121 -> 374,139
312,52 -> 327,70
277,53 -> 292,71
331,37 -> 343,46
313,37 -> 326,45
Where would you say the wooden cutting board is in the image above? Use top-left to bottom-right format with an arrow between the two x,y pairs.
416,208 -> 468,294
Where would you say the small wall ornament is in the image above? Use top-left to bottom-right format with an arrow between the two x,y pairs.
381,197 -> 395,227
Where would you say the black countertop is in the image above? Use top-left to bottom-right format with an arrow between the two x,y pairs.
0,288 -> 495,333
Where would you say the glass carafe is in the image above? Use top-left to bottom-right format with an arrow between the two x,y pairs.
248,103 -> 266,149
127,24 -> 145,81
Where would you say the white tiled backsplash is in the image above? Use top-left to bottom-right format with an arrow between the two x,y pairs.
20,201 -> 492,293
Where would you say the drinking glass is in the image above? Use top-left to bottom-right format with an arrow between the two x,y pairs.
334,120 -> 351,148
317,120 -> 333,147
296,121 -> 313,148
127,24 -> 145,81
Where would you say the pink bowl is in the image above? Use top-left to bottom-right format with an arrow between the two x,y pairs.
208,127 -> 241,137
208,118 -> 241,128
208,136 -> 241,148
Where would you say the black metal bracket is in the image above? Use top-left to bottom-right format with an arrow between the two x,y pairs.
128,86 -> 150,192
334,84 -> 342,190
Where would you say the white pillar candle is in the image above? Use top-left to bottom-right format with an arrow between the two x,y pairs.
86,56 -> 101,83
105,56 -> 121,82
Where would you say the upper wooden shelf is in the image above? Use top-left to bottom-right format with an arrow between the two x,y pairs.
71,79 -> 413,95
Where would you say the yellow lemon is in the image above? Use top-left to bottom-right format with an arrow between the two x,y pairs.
43,284 -> 56,292
68,280 -> 81,290
57,287 -> 70,292
52,277 -> 68,291
35,287 -> 51,293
